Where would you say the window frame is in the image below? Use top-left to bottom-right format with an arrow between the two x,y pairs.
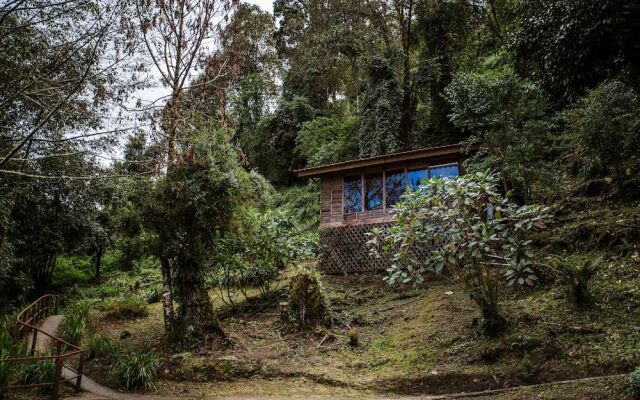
428,162 -> 460,179
341,160 -> 461,216
364,171 -> 384,211
342,174 -> 364,214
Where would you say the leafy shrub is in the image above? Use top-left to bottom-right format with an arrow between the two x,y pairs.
209,209 -> 310,306
104,296 -> 148,320
144,287 -> 161,304
549,255 -> 602,306
84,334 -> 116,361
566,80 -> 640,191
111,350 -> 159,391
368,171 -> 551,336
99,275 -> 136,298
60,300 -> 93,345
629,367 -> 640,400
0,330 -> 20,394
445,58 -> 558,203
52,256 -> 92,287
20,360 -> 56,387
272,182 -> 320,230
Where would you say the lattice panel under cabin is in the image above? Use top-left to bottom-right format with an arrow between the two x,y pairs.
318,223 -> 385,274
319,222 -> 435,274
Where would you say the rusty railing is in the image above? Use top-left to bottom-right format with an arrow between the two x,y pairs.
2,294 -> 84,400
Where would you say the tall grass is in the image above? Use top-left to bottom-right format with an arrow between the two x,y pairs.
0,330 -> 20,395
111,350 -> 159,391
104,295 -> 148,320
84,334 -> 116,360
20,359 -> 56,387
59,300 -> 93,345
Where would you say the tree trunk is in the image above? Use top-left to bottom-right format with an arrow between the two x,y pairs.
160,255 -> 175,332
175,256 -> 224,337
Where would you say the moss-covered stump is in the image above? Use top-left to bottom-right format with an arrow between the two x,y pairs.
288,271 -> 326,329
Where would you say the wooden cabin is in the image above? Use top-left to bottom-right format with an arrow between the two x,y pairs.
296,143 -> 472,274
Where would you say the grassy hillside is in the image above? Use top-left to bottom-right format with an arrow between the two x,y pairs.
44,188 -> 638,399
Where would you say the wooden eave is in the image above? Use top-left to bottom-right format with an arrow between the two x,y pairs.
295,143 -> 478,178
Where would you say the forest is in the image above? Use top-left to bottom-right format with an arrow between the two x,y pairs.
1,0 -> 640,399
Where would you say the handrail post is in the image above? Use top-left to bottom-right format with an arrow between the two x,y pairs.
54,296 -> 58,315
75,351 -> 84,392
52,341 -> 62,400
29,328 -> 38,356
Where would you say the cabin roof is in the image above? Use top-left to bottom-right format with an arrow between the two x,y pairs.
295,142 -> 475,177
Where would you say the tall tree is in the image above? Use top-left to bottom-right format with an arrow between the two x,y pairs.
511,0 -> 640,103
358,56 -> 403,157
134,0 -> 239,335
0,0 -> 145,301
274,0 -> 385,108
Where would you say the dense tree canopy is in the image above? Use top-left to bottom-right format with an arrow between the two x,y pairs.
2,0 -> 640,343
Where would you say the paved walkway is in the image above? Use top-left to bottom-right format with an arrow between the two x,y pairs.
37,315 -> 180,400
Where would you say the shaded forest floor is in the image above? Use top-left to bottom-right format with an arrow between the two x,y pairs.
57,193 -> 640,399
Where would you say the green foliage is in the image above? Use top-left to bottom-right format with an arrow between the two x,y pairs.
272,182 -> 320,231
629,367 -> 640,400
104,295 -> 148,320
296,114 -> 359,167
111,350 -> 159,391
60,300 -> 93,345
145,286 -> 161,304
549,255 -> 602,306
358,56 -> 403,157
565,80 -> 640,189
288,267 -> 327,329
51,256 -> 92,287
84,334 -> 116,361
0,235 -> 29,307
0,329 -> 20,393
445,59 -> 558,202
368,171 -> 551,335
273,0 -> 381,107
252,96 -> 316,185
20,360 -> 56,388
210,209 -> 314,306
511,0 -> 640,102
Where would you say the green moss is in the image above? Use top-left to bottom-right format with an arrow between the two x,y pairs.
288,268 -> 327,328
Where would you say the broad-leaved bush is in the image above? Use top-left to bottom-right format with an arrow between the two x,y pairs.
367,171 -> 551,335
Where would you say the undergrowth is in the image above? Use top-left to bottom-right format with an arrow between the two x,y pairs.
84,334 -> 116,360
60,300 -> 93,345
104,295 -> 148,320
111,350 -> 160,391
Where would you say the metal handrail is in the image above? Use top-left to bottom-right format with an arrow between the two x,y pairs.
1,294 -> 85,400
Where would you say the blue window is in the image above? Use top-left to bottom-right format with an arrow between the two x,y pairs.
407,168 -> 428,191
429,164 -> 459,179
385,170 -> 405,207
365,173 -> 383,210
343,175 -> 362,213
